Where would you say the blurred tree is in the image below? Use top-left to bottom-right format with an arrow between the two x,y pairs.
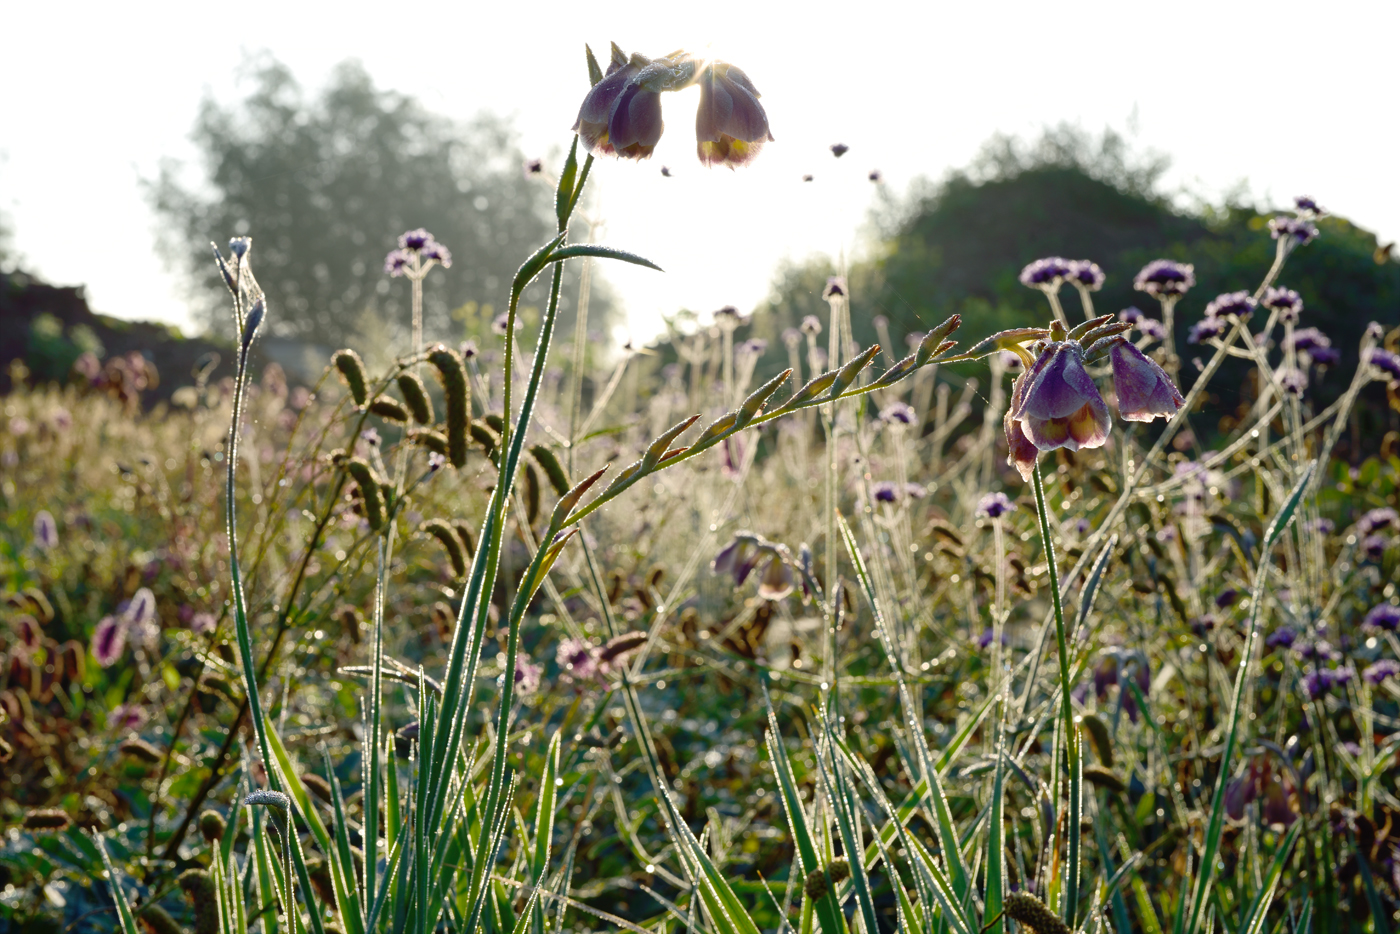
148,56 -> 613,351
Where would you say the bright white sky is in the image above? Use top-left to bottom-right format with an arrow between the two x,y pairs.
2,1 -> 1397,344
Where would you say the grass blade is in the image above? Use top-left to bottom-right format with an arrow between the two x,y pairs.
1184,461 -> 1314,934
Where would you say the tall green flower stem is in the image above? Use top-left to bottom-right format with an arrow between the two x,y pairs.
1030,459 -> 1080,927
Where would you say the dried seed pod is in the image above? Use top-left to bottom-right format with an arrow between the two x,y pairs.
451,521 -> 476,559
369,396 -> 408,423
530,444 -> 571,495
1083,764 -> 1127,793
300,772 -> 332,802
599,631 -> 648,666
484,413 -> 505,433
198,809 -> 225,843
138,903 -> 186,934
178,870 -> 219,934
524,461 -> 541,526
22,808 -> 71,830
1080,713 -> 1113,766
395,372 -> 434,424
470,423 -> 499,461
20,588 -> 54,623
427,345 -> 470,467
332,349 -> 369,407
828,858 -> 851,884
120,737 -> 164,763
334,605 -> 363,644
346,458 -> 386,530
421,519 -> 466,577
1003,892 -> 1072,934
409,429 -> 449,457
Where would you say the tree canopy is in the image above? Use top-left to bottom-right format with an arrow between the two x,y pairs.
149,57 -> 611,351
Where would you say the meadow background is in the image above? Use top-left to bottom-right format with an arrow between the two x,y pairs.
3,6 -> 1400,934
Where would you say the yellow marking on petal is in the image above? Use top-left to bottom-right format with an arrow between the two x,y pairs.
1068,402 -> 1106,447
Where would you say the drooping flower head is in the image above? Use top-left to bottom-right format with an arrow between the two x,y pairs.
1019,257 -> 1073,291
1013,341 -> 1111,452
1204,291 -> 1257,320
1262,287 -> 1303,324
1066,260 -> 1106,291
1109,341 -> 1184,422
976,492 -> 1016,519
1133,260 -> 1195,298
573,46 -> 646,157
696,62 -> 773,168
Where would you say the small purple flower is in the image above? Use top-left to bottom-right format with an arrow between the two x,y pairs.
1204,291 -> 1257,320
523,157 -> 544,177
904,482 -> 928,499
125,588 -> 156,629
513,660 -> 542,697
1276,366 -> 1308,396
1134,260 -> 1195,298
399,229 -> 432,250
978,628 -> 1010,649
1119,307 -> 1144,325
574,51 -> 642,155
1191,614 -> 1218,636
1262,287 -> 1303,324
91,615 -> 127,668
1366,348 -> 1400,383
109,704 -> 147,731
33,510 -> 58,550
1285,327 -> 1332,355
1365,660 -> 1400,685
871,481 -> 901,504
880,401 -> 917,425
977,492 -> 1017,519
1013,342 -> 1111,452
1364,603 -> 1400,632
1295,639 -> 1340,662
1215,588 -> 1240,609
1358,508 -> 1399,536
739,338 -> 768,357
1187,317 -> 1229,344
492,313 -> 511,336
428,452 -> 447,471
800,314 -> 822,335
822,277 -> 848,300
696,62 -> 773,168
1265,628 -> 1297,650
557,636 -> 600,683
1362,534 -> 1389,562
830,143 -> 849,158
1269,216 -> 1319,245
190,612 -> 217,635
361,428 -> 381,447
1302,668 -> 1332,699
1110,341 -> 1184,423
460,340 -> 479,360
384,249 -> 411,277
420,241 -> 452,267
1019,257 -> 1073,290
1294,196 -> 1326,216
782,327 -> 802,348
1066,260 -> 1106,291
1004,375 -> 1042,482
1137,318 -> 1168,342
1310,517 -> 1336,534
